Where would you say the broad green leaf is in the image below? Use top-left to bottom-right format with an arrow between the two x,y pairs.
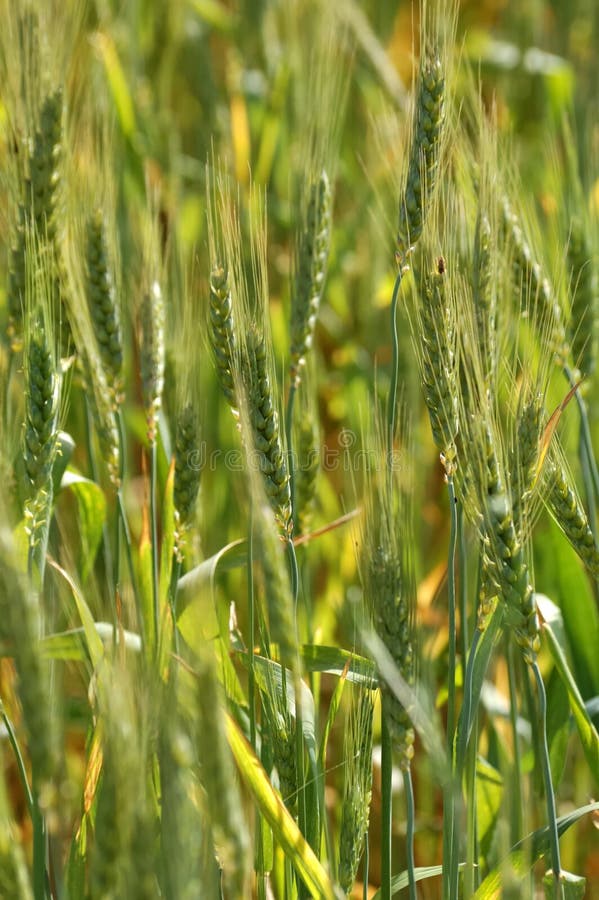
177,540 -> 247,604
543,871 -> 585,898
474,801 -> 599,897
542,622 -> 599,786
545,666 -> 570,789
47,559 -> 104,668
60,471 -> 106,583
225,714 -> 335,900
455,604 -> 504,774
476,757 -> 503,861
301,644 -> 377,686
534,518 -> 599,696
370,864 -> 466,898
41,622 -> 142,661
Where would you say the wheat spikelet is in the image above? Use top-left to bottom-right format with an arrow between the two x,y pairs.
338,687 -> 375,896
361,406 -> 415,767
472,210 -> 497,391
567,215 -> 598,382
546,457 -> 599,579
174,403 -> 201,535
246,327 -> 293,534
480,425 -> 539,660
8,88 -> 64,351
294,390 -> 320,537
417,258 -> 459,472
510,392 -> 544,536
290,170 -> 331,386
259,669 -> 298,815
502,198 -> 568,365
397,51 -> 445,263
85,209 -> 123,399
209,263 -> 237,410
254,500 -> 298,676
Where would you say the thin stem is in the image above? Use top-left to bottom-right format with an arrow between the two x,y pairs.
403,767 -> 417,900
446,475 -> 458,749
579,419 -> 598,537
150,440 -> 160,644
464,712 -> 478,898
380,715 -> 393,900
455,627 -> 483,775
458,505 -> 468,668
0,708 -> 33,816
168,556 -> 182,657
85,400 -> 113,600
32,792 -> 47,900
363,838 -> 369,900
387,270 -> 403,449
506,638 -> 523,845
565,364 -> 599,504
532,661 -> 562,898
247,503 -> 257,745
285,380 -> 298,534
445,474 -> 460,900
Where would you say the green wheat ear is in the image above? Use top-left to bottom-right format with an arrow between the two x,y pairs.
397,51 -> 445,264
290,169 -> 332,386
86,209 -> 123,401
246,327 -> 292,535
338,686 -> 375,896
174,403 -> 201,536
567,215 -> 598,383
418,259 -> 459,472
209,262 -> 237,410
8,88 -> 64,351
